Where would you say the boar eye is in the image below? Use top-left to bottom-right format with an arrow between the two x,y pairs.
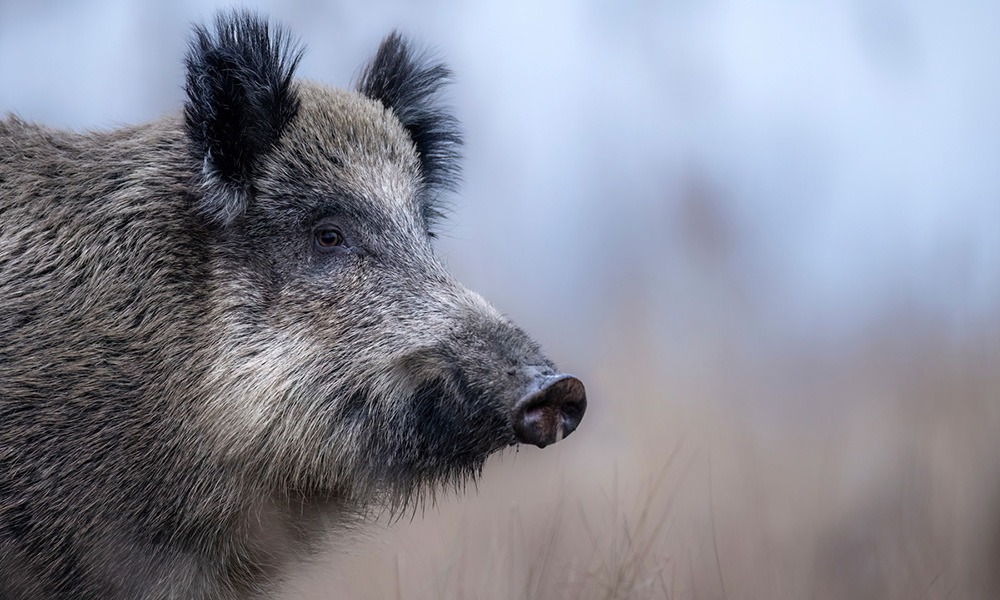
315,228 -> 345,249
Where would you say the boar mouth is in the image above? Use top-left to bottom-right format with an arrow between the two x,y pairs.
402,375 -> 517,464
340,373 -> 515,492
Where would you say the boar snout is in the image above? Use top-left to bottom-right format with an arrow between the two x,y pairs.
512,374 -> 586,448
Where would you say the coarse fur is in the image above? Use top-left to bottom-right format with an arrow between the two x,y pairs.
185,12 -> 304,225
0,11 -> 580,600
356,32 -> 462,234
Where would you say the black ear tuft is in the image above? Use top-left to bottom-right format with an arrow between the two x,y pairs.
184,11 -> 303,226
356,33 -> 463,233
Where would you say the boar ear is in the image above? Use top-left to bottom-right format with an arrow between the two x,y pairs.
356,32 -> 462,232
184,11 -> 303,227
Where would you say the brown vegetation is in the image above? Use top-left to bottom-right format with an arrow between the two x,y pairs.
283,310 -> 1000,599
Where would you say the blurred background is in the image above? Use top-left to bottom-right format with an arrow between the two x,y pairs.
3,1 -> 998,597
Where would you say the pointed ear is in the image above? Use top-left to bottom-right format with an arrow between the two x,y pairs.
356,32 -> 462,233
184,11 -> 303,226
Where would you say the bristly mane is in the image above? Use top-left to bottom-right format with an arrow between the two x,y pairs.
356,32 -> 463,236
184,11 -> 304,226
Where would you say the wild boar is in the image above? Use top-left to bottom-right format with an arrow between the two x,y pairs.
0,11 -> 585,600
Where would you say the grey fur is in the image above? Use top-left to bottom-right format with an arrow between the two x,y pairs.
0,13 -> 583,600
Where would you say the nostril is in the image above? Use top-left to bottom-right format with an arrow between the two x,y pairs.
512,375 -> 587,448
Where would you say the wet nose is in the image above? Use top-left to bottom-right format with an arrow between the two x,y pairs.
512,375 -> 587,448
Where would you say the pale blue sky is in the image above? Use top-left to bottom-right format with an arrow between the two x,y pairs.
2,0 -> 997,354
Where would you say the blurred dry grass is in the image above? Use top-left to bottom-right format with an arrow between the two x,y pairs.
277,308 -> 1000,599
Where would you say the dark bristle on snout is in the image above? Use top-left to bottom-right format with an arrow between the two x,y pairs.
512,375 -> 587,448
